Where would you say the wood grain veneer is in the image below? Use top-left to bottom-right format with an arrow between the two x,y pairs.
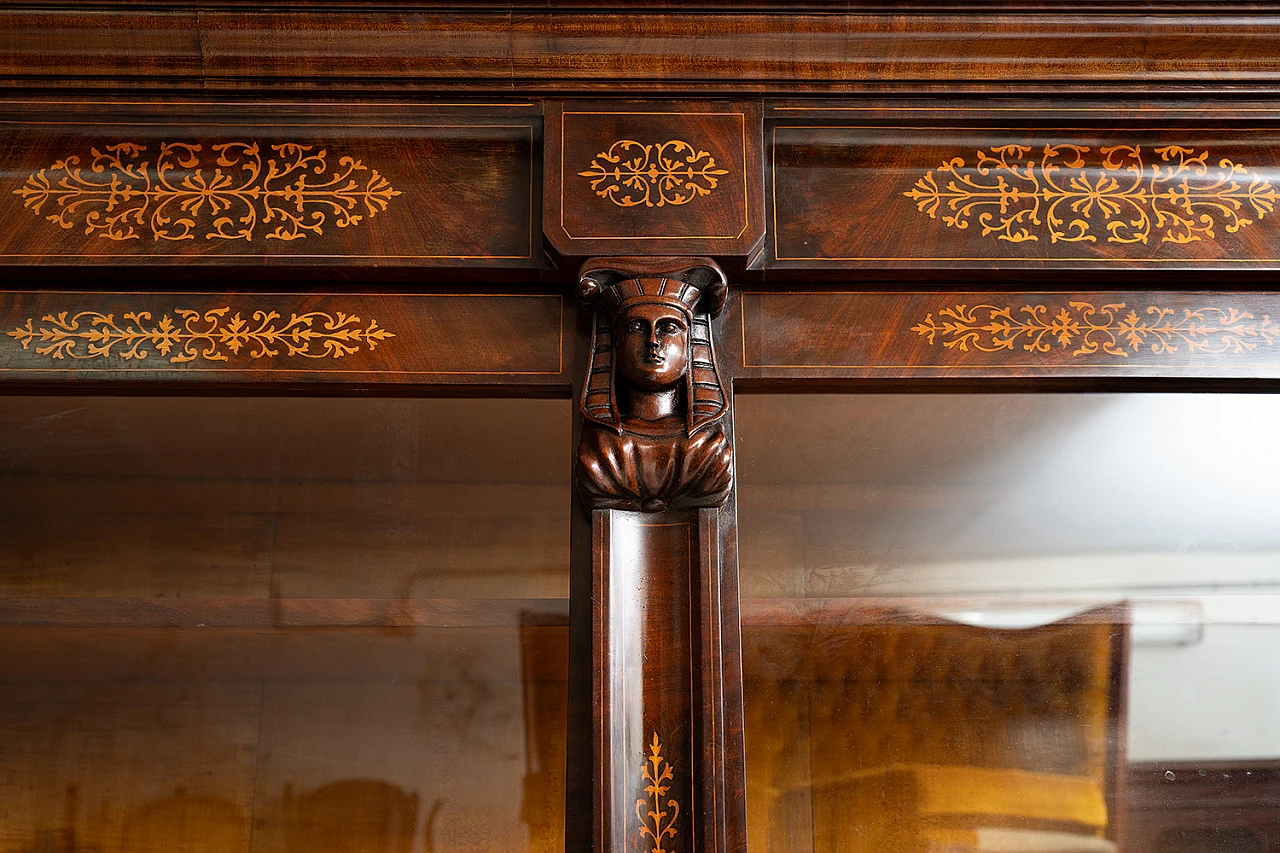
731,290 -> 1280,383
546,103 -> 764,257
0,292 -> 565,387
769,125 -> 1280,269
0,102 -> 538,266
6,11 -> 1280,95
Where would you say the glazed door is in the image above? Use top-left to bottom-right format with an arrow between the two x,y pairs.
732,390 -> 1280,853
0,394 -> 572,853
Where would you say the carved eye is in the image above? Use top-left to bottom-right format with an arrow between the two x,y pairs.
656,320 -> 681,336
627,319 -> 647,334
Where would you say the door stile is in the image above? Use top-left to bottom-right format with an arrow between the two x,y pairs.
572,259 -> 747,853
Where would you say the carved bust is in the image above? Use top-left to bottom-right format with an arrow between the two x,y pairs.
575,257 -> 733,513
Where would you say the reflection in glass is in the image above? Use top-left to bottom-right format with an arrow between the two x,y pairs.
737,394 -> 1280,853
0,397 -> 569,853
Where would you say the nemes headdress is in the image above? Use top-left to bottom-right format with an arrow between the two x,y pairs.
577,257 -> 729,436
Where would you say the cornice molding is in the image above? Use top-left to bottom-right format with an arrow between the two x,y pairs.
5,10 -> 1280,95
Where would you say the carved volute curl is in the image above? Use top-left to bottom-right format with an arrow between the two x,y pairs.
575,257 -> 733,513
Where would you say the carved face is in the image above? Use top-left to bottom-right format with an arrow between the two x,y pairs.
615,304 -> 690,391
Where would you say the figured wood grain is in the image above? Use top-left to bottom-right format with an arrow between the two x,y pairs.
734,290 -> 1280,381
0,10 -> 201,85
770,125 -> 1280,269
592,508 -> 743,853
546,104 -> 764,257
0,104 -> 537,265
0,292 -> 564,385
7,12 -> 1280,94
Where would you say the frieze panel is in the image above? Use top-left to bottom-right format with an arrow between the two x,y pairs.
0,292 -> 563,385
911,302 -> 1280,358
736,291 -> 1280,380
0,104 -> 538,266
8,307 -> 395,363
15,141 -> 401,243
771,125 -> 1280,269
904,144 -> 1275,247
546,101 -> 764,257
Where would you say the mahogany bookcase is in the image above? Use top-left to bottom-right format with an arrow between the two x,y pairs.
1,5 -> 1279,853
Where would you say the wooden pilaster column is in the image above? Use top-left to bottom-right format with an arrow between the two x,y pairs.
570,258 -> 745,853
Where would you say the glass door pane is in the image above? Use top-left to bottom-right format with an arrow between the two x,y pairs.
0,397 -> 570,853
737,394 -> 1280,853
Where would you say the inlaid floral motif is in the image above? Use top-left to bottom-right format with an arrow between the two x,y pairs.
904,144 -> 1276,246
13,142 -> 401,242
7,308 -> 395,363
637,732 -> 680,853
911,302 -> 1280,357
579,139 -> 728,208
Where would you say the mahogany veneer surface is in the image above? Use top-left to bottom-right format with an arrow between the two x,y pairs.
0,292 -> 565,387
0,103 -> 538,266
5,11 -> 1280,94
770,125 -> 1280,269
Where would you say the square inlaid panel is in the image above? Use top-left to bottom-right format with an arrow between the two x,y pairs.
545,100 -> 764,257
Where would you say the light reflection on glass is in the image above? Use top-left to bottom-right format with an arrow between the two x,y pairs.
737,394 -> 1280,853
0,397 -> 570,853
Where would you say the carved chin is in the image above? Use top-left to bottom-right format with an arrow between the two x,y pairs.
576,422 -> 734,512
618,361 -> 687,390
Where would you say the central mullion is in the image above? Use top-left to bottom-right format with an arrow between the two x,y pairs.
605,511 -> 697,853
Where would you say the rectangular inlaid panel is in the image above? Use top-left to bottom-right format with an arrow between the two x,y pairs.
598,512 -> 696,853
0,102 -> 537,265
770,125 -> 1280,268
736,291 -> 1280,380
0,291 -> 563,385
545,100 -> 764,257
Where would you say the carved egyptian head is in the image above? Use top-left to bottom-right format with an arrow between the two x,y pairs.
614,302 -> 690,393
577,257 -> 729,436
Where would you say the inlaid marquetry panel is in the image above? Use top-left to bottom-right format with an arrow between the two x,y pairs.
770,125 -> 1280,269
595,511 -> 731,853
15,140 -> 402,243
637,733 -> 681,853
0,102 -> 538,265
545,101 -> 764,257
0,291 -> 564,386
733,291 -> 1280,380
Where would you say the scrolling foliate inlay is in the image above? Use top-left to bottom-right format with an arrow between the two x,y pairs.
637,733 -> 679,853
912,302 -> 1280,357
7,309 -> 395,363
578,140 -> 729,208
904,144 -> 1276,246
14,142 -> 401,242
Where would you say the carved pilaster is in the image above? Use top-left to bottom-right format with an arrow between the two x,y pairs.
574,258 -> 744,853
